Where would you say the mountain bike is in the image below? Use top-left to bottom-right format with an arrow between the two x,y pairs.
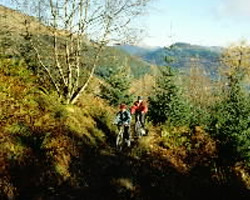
116,124 -> 131,151
134,114 -> 146,138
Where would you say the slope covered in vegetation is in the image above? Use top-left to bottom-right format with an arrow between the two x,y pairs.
0,3 -> 250,200
0,5 -> 151,79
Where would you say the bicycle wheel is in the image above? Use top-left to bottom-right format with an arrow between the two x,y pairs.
116,126 -> 124,150
135,121 -> 142,137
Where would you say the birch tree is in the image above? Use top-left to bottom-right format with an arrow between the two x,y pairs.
9,0 -> 151,104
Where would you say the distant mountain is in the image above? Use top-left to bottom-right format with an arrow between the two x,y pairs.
117,42 -> 224,77
115,44 -> 160,57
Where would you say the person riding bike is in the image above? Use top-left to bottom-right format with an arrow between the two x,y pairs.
130,96 -> 148,129
114,104 -> 132,147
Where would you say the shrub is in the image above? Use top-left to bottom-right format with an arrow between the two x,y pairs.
209,57 -> 250,166
148,66 -> 191,126
100,66 -> 134,106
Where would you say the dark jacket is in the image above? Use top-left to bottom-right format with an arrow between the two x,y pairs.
114,110 -> 131,125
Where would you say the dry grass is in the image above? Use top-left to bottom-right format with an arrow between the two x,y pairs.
132,126 -> 217,173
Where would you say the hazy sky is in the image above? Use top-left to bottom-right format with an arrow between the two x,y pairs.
140,0 -> 250,47
1,0 -> 250,47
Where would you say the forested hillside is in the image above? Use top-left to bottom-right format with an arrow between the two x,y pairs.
0,1 -> 250,200
118,43 -> 222,77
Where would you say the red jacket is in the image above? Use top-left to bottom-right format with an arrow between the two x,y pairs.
130,101 -> 148,114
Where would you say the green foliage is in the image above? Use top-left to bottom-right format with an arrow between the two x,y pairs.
148,66 -> 191,126
160,126 -> 192,150
165,55 -> 176,64
98,46 -> 151,79
188,105 -> 211,128
96,65 -> 114,79
19,34 -> 38,73
209,71 -> 250,165
100,66 -> 134,106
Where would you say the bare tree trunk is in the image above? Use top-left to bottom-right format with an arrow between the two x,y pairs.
70,44 -> 104,104
12,0 -> 151,104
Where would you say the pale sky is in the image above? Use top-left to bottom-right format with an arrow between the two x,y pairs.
1,0 -> 250,47
140,0 -> 250,47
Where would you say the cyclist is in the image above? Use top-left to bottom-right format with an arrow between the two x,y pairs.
114,103 -> 132,147
130,96 -> 148,129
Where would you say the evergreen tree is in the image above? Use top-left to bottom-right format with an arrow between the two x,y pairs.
148,66 -> 190,126
100,66 -> 133,106
209,44 -> 250,165
210,71 -> 250,165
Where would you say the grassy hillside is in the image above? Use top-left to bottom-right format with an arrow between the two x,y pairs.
0,5 -> 57,56
0,5 -> 151,79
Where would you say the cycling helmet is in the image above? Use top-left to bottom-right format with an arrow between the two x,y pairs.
119,104 -> 127,109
